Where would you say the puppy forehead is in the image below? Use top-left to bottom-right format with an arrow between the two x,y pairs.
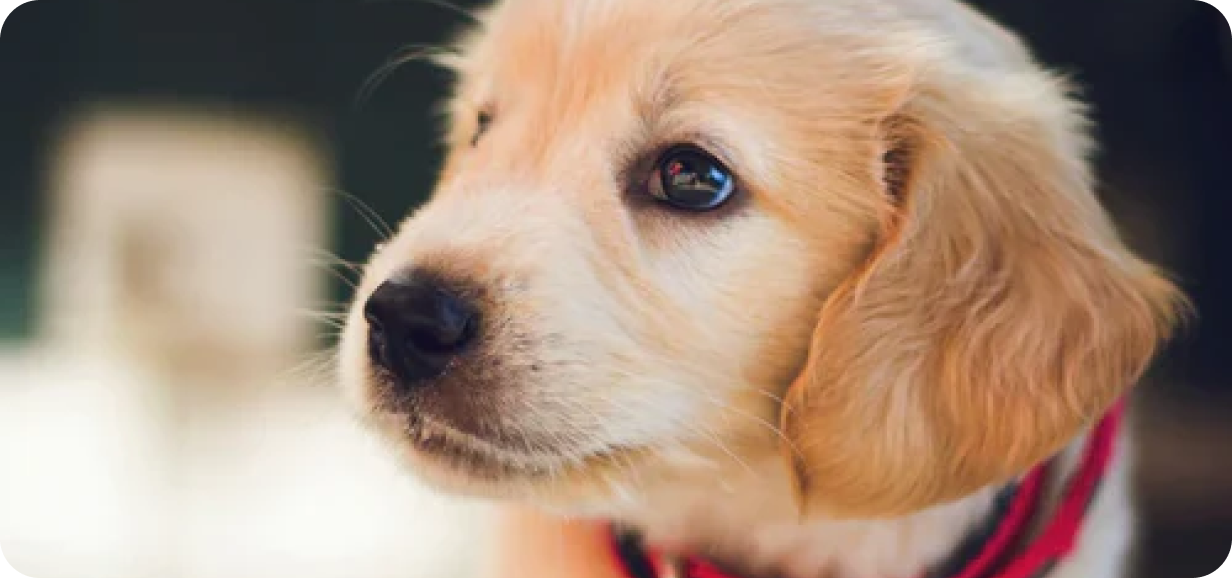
449,0 -> 910,233
473,0 -> 818,105
461,0 -> 855,194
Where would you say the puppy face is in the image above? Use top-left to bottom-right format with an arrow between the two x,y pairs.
341,0 -> 1182,518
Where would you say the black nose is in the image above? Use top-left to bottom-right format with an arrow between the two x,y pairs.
363,273 -> 480,386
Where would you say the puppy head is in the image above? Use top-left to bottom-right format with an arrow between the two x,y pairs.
339,0 -> 1184,518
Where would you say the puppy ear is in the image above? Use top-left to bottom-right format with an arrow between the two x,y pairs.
780,70 -> 1186,518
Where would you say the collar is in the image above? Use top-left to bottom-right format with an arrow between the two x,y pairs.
607,400 -> 1125,578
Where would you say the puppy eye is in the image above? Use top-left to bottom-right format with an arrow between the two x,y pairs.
472,110 -> 493,146
648,146 -> 736,211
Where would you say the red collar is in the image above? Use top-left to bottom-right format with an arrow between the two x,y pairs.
607,401 -> 1125,578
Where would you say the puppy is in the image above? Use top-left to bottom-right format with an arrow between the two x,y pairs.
338,1 -> 1186,577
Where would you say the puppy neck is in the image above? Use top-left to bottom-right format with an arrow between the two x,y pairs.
615,435 -> 1093,578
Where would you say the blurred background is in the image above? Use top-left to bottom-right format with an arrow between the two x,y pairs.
0,1 -> 1228,577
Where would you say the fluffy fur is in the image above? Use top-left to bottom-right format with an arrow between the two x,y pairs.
338,1 -> 1186,577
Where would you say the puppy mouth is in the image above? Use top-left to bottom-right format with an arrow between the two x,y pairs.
369,406 -> 648,487
400,412 -> 556,480
363,379 -> 544,479
358,367 -> 652,489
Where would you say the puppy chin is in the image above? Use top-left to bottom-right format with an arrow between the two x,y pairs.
381,419 -> 669,517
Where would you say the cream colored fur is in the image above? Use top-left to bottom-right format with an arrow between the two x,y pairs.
338,1 -> 1184,577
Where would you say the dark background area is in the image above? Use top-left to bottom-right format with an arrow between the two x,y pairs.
1,1 -> 1228,577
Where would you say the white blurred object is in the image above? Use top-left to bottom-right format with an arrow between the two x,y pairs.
0,347 -> 173,578
175,386 -> 495,578
41,106 -> 329,379
0,349 -> 495,578
0,106 -> 494,578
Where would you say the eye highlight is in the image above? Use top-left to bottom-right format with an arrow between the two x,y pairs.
648,146 -> 737,211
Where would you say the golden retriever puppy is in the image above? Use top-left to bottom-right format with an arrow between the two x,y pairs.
338,1 -> 1186,577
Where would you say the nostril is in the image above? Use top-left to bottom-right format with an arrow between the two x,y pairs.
406,326 -> 461,356
362,273 -> 481,386
404,296 -> 478,355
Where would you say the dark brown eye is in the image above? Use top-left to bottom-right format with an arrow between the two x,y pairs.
472,110 -> 493,146
649,146 -> 736,211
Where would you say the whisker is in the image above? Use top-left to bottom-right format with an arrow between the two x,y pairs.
301,299 -> 354,313
300,247 -> 366,292
307,247 -> 365,275
598,384 -> 762,481
353,44 -> 459,110
359,0 -> 481,25
305,256 -> 360,277
280,348 -> 341,384
687,423 -> 759,479
312,261 -> 360,290
751,387 -> 789,406
327,187 -> 396,240
297,309 -> 349,326
696,392 -> 805,463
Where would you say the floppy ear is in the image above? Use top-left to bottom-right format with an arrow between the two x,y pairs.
780,68 -> 1186,518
